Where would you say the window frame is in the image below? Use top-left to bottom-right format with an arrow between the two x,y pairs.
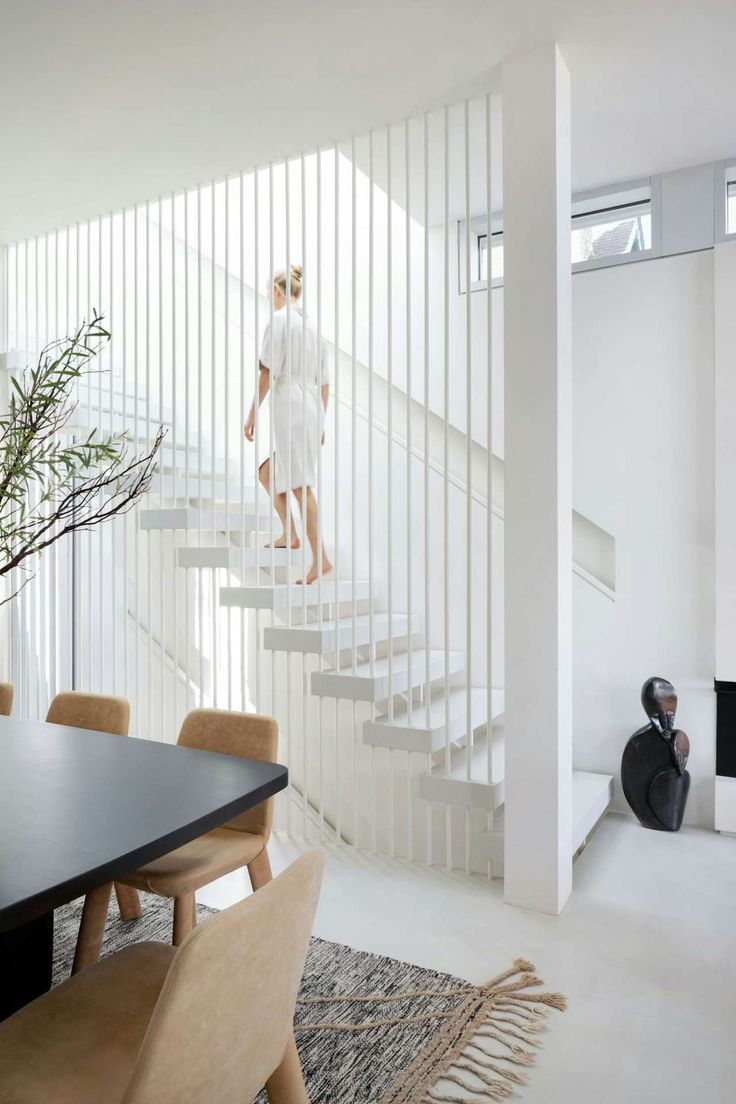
722,160 -> 736,241
458,177 -> 659,293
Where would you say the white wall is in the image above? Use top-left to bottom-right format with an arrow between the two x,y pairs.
571,251 -> 715,827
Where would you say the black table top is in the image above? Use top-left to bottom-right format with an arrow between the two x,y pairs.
0,717 -> 288,932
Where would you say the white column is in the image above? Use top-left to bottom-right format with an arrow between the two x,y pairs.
714,241 -> 736,681
503,44 -> 573,914
714,240 -> 736,831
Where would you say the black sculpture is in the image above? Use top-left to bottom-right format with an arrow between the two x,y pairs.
621,677 -> 690,831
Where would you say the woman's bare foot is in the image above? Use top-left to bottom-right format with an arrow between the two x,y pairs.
296,556 -> 333,585
265,534 -> 300,550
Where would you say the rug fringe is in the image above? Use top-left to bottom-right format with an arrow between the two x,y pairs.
292,956 -> 566,1103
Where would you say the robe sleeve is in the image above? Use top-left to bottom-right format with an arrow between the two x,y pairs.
259,321 -> 273,371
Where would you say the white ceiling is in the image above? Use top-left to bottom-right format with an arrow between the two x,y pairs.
2,0 -> 736,241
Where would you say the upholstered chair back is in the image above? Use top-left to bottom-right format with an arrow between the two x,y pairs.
121,849 -> 323,1104
177,708 -> 279,839
46,691 -> 130,736
0,682 -> 13,716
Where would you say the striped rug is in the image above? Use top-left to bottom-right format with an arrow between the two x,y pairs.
54,894 -> 565,1102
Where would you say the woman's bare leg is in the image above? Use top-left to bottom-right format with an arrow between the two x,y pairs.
259,458 -> 299,548
293,486 -> 332,584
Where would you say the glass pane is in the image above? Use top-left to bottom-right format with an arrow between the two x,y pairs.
727,181 -> 736,235
571,203 -> 651,264
478,235 -> 503,282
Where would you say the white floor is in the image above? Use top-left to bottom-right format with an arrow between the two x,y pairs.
200,813 -> 736,1104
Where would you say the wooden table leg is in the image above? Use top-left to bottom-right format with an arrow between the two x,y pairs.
0,910 -> 53,1021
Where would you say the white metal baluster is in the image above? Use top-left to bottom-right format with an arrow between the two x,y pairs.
41,234 -> 49,707
301,151 -> 309,839
85,222 -> 92,700
133,210 -> 140,734
16,242 -> 28,702
224,177 -> 232,711
333,143 -> 341,846
285,158 -> 293,836
165,192 -> 173,741
268,163 -> 278,823
368,130 -> 376,854
10,243 -> 19,703
464,100 -> 473,875
12,243 -> 18,707
121,214 -> 129,702
351,136 -> 358,848
51,231 -> 59,700
244,167 -> 256,710
97,221 -> 104,697
485,92 -> 494,823
210,182 -> 217,708
159,199 -> 165,739
109,215 -> 117,697
316,148 -> 325,842
424,111 -> 432,865
33,234 -> 40,714
184,189 -> 191,718
443,107 -> 452,869
253,169 -> 262,711
26,236 -> 30,711
405,117 -> 413,862
197,185 -> 204,705
146,202 -> 153,737
387,124 -> 395,857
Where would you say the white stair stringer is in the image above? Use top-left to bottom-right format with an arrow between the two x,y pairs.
263,612 -> 420,655
311,649 -> 464,703
364,687 -> 504,755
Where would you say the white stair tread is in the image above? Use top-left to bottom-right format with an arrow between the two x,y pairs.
480,771 -> 614,867
364,687 -> 504,754
220,580 -> 370,610
149,476 -> 268,504
572,770 -> 614,852
264,613 -> 418,654
418,722 -> 505,811
139,507 -> 262,531
177,546 -> 292,570
311,649 -> 464,702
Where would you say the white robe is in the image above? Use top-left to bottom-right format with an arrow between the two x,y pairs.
259,305 -> 329,494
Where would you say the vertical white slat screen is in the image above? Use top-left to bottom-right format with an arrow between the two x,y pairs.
3,89 -> 502,873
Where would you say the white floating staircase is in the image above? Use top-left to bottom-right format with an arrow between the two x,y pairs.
126,394 -> 612,879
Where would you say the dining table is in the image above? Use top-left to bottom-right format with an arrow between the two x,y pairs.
0,715 -> 288,1020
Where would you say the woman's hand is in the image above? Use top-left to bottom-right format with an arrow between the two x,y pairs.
244,410 -> 255,441
321,430 -> 326,446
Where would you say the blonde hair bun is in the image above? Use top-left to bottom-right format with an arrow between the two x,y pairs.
274,264 -> 303,299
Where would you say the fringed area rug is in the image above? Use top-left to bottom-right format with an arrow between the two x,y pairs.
54,895 -> 565,1103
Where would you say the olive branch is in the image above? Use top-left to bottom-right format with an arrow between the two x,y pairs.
0,312 -> 165,604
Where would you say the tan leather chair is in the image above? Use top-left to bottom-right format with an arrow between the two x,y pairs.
74,708 -> 279,973
0,849 -> 323,1104
0,682 -> 13,716
46,692 -> 143,928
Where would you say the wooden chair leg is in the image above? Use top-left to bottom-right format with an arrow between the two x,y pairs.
172,893 -> 196,946
192,893 -> 198,930
247,847 -> 273,891
72,883 -> 112,975
114,882 -> 143,921
265,1034 -> 309,1104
